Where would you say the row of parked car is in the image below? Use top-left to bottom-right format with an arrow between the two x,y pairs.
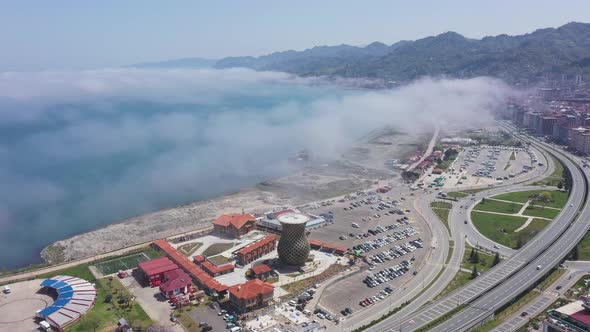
368,239 -> 423,265
351,227 -> 418,253
359,286 -> 396,307
364,260 -> 411,288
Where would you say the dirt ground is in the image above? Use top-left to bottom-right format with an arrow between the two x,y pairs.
42,130 -> 425,263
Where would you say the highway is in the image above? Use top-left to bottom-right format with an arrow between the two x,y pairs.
427,124 -> 590,331
367,123 -> 588,331
347,141 -> 553,331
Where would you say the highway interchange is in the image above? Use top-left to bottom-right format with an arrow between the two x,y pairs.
354,121 -> 590,332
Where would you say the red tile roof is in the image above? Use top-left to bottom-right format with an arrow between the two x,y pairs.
154,240 -> 228,293
251,264 -> 272,275
309,239 -> 347,253
238,235 -> 277,256
138,257 -> 179,277
159,269 -> 191,293
228,279 -> 274,300
212,213 -> 256,230
201,260 -> 235,275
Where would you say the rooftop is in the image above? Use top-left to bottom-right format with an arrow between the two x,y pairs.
212,213 -> 256,230
238,235 -> 277,256
159,268 -> 192,292
229,278 -> 274,300
251,264 -> 273,275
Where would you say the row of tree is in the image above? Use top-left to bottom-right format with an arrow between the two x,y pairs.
469,247 -> 501,280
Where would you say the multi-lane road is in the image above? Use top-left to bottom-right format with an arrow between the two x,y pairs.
366,122 -> 589,331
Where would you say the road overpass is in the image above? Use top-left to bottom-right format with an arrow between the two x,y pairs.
367,122 -> 589,331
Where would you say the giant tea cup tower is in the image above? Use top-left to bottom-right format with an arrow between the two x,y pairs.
276,212 -> 311,266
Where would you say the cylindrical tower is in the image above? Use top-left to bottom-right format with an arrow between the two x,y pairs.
277,213 -> 311,266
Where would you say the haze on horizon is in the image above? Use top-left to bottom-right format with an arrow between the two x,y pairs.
1,0 -> 590,70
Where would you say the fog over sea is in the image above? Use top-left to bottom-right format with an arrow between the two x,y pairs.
0,68 -> 510,269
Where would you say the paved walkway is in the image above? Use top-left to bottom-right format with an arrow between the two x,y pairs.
471,209 -> 552,221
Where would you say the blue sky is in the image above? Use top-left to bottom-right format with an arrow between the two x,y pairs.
1,0 -> 589,69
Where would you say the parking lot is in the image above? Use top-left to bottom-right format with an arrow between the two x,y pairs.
301,183 -> 431,318
435,145 -> 535,189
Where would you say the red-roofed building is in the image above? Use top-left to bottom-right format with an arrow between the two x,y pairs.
193,256 -> 235,277
237,235 -> 277,266
153,240 -> 229,294
250,264 -> 273,279
432,168 -> 444,175
309,239 -> 348,255
212,213 -> 256,238
228,279 -> 274,312
138,257 -> 179,287
159,269 -> 192,299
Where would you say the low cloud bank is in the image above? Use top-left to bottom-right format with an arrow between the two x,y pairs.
0,67 -> 513,267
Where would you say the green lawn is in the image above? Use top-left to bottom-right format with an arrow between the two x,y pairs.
474,199 -> 523,214
432,208 -> 451,233
178,242 -> 203,256
578,232 -> 590,260
95,252 -> 151,275
69,278 -> 152,332
461,245 -> 500,273
533,155 -> 565,187
431,201 -> 452,209
202,242 -> 235,257
524,205 -> 561,219
207,255 -> 232,265
492,190 -> 568,208
470,212 -> 528,249
436,271 -> 472,299
448,191 -> 469,198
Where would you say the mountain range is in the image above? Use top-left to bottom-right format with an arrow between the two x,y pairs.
213,22 -> 590,83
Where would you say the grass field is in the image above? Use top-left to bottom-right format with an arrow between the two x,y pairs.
473,199 -> 523,214
577,233 -> 590,260
533,155 -> 565,187
461,245 -> 500,273
202,242 -> 235,257
207,255 -> 232,265
524,205 -> 561,219
470,212 -> 528,248
178,242 -> 203,256
436,271 -> 471,299
432,208 -> 451,233
69,277 -> 152,332
447,191 -> 469,198
95,253 -> 151,275
492,190 -> 568,208
431,201 -> 452,209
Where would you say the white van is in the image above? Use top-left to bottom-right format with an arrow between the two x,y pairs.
39,321 -> 51,331
230,327 -> 243,332
2,286 -> 10,294
351,222 -> 359,228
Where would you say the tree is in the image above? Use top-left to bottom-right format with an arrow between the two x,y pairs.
469,247 -> 475,261
516,236 -> 524,250
538,191 -> 553,203
472,250 -> 480,264
571,245 -> 579,261
481,197 -> 486,204
104,294 -> 112,303
492,251 -> 501,267
557,181 -> 564,190
471,265 -> 478,280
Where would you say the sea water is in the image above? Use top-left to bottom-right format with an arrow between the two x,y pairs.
0,77 -> 351,269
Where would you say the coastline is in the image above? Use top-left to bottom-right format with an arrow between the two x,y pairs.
39,129 -> 427,266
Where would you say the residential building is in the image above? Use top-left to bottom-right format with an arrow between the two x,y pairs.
228,279 -> 274,313
159,269 -> 192,299
138,257 -> 179,287
193,255 -> 235,277
236,235 -> 277,266
250,264 -> 273,279
212,213 -> 256,239
309,239 -> 348,255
